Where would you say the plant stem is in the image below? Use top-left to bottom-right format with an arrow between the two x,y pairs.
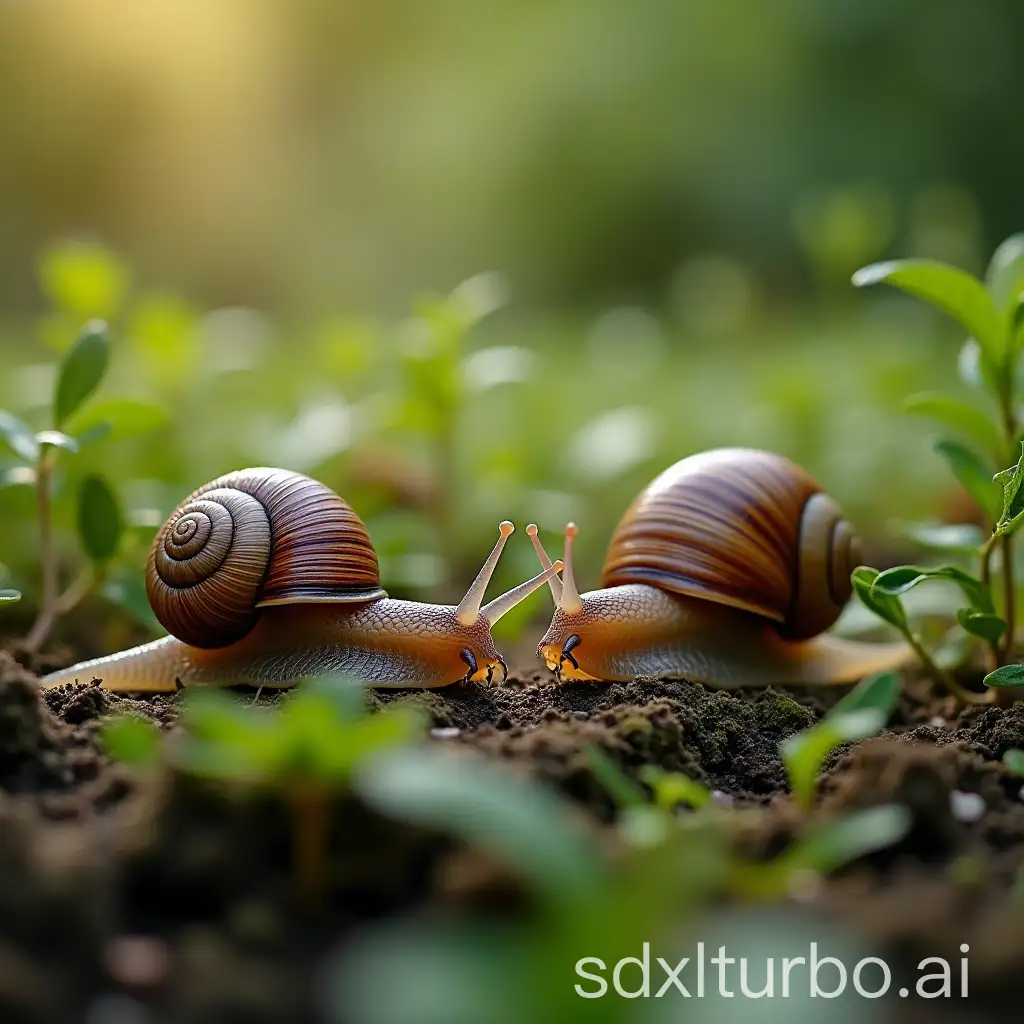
24,452 -> 57,653
907,631 -> 993,706
291,782 -> 329,908
1002,534 -> 1016,659
981,534 -> 997,589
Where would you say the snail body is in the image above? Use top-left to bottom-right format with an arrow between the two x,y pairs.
42,468 -> 560,692
528,448 -> 911,687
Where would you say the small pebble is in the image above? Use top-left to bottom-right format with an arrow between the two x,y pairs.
710,790 -> 734,808
571,711 -> 588,720
430,727 -> 461,740
950,790 -> 986,823
928,716 -> 946,729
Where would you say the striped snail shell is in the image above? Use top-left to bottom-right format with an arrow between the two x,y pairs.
147,468 -> 385,649
600,448 -> 861,639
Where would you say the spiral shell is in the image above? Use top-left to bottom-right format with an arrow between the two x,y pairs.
147,468 -> 384,648
601,448 -> 861,639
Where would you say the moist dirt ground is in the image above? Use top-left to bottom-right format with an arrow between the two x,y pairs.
1,636 -> 1023,1023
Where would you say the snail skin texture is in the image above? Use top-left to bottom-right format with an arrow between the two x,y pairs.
527,449 -> 912,688
41,468 -> 562,692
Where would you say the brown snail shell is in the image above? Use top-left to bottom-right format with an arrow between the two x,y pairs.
600,448 -> 861,639
147,468 -> 385,648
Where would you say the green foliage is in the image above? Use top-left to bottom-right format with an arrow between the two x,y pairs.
933,440 -> 1000,522
77,475 -> 124,564
850,566 -> 908,632
0,411 -> 40,464
983,663 -> 1024,688
54,321 -> 110,428
903,392 -> 1002,458
852,260 -> 1004,362
993,442 -> 1024,538
101,714 -> 161,767
872,564 -> 993,613
957,608 -> 1008,646
852,234 -> 1024,692
830,668 -> 901,718
173,678 -> 424,786
781,672 -> 898,809
356,746 -> 603,902
639,765 -> 711,811
733,805 -> 910,898
1003,749 -> 1024,776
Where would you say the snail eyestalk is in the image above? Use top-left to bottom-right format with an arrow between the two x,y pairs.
526,524 -> 563,603
455,521 -> 515,626
559,523 -> 583,614
481,560 -> 564,626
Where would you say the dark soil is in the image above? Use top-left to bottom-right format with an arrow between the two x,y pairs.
1,643 -> 1024,1022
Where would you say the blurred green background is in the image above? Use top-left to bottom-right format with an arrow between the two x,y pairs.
0,0 -> 1017,644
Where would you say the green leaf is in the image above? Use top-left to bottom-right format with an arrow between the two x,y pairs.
850,566 -> 908,632
872,564 -> 993,613
77,475 -> 123,563
903,392 -> 1002,457
1003,749 -> 1024,776
38,240 -> 129,322
782,708 -> 887,810
638,765 -> 710,810
852,260 -> 1004,362
54,321 -> 110,427
101,714 -> 161,767
897,521 -> 985,554
0,590 -> 21,604
35,430 -> 80,454
781,805 -> 910,875
986,233 -> 1024,312
994,443 -> 1024,535
934,439 -> 1000,522
65,398 -> 168,444
586,746 -> 647,808
957,608 -> 1008,646
355,747 -> 603,901
983,663 -> 1024,688
0,411 -> 40,463
831,670 -> 901,719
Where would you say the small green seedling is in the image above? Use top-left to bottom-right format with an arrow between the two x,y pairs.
355,745 -> 604,902
103,677 -> 424,903
853,236 -> 1024,699
1002,748 -> 1024,776
781,671 -> 899,809
731,804 -> 910,899
0,321 -> 129,651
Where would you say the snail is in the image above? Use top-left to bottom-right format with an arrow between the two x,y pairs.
40,467 -> 562,692
526,448 -> 911,687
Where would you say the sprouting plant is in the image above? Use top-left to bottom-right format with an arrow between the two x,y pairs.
852,236 -> 1024,701
0,321 -> 127,650
781,670 -> 900,809
355,745 -> 605,902
103,677 -> 425,902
